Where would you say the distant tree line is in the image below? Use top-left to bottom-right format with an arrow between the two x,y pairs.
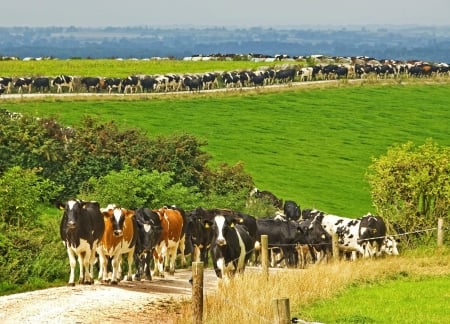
1,26 -> 449,62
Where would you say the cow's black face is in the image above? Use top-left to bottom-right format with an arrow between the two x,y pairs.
138,221 -> 162,252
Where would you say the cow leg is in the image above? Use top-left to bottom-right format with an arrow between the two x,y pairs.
125,250 -> 134,281
133,252 -> 142,281
82,250 -> 94,284
153,250 -> 164,278
168,246 -> 177,275
97,253 -> 110,283
144,253 -> 152,281
67,248 -> 77,286
111,255 -> 121,285
178,235 -> 186,267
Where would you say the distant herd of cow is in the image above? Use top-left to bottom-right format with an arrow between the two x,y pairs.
1,59 -> 449,96
58,192 -> 399,286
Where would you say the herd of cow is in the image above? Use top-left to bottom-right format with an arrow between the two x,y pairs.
58,194 -> 399,286
1,59 -> 449,96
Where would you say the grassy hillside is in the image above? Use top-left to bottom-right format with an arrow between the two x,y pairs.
0,59 -> 275,78
2,81 -> 449,216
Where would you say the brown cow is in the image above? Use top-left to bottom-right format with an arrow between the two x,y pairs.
152,206 -> 185,277
97,206 -> 137,284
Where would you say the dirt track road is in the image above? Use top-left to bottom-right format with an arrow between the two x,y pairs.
0,269 -> 218,324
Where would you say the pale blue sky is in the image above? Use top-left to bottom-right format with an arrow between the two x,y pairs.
1,0 -> 449,27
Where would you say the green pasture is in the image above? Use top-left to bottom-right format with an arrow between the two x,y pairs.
301,274 -> 450,323
3,82 -> 449,216
0,59 -> 278,78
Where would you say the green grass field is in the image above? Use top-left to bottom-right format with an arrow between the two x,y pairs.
0,58 -> 276,78
300,274 -> 450,323
2,81 -> 449,216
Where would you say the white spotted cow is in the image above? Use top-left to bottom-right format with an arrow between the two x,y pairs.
52,75 -> 74,93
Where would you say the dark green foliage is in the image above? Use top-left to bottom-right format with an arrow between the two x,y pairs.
0,109 -> 254,293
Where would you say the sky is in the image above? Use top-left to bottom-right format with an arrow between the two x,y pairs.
1,0 -> 449,28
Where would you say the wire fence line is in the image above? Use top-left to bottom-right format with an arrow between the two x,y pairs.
191,224 -> 445,323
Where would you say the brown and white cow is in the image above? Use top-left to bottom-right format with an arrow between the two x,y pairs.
97,206 -> 137,284
152,206 -> 185,277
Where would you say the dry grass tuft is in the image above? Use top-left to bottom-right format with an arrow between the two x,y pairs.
173,249 -> 449,323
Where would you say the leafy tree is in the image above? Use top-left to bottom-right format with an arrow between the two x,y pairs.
79,167 -> 203,210
366,139 -> 450,243
0,112 -> 67,181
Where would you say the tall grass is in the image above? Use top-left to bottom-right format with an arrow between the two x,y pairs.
174,249 -> 450,323
3,82 -> 449,216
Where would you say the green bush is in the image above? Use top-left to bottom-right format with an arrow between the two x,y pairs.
0,166 -> 63,227
367,139 -> 450,245
79,167 -> 203,209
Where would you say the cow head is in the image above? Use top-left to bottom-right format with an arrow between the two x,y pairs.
186,207 -> 211,245
298,218 -> 331,249
59,199 -> 85,230
211,214 -> 237,247
135,208 -> 162,253
381,236 -> 400,256
284,200 -> 300,221
103,207 -> 135,237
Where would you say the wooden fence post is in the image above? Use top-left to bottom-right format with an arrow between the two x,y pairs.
332,233 -> 339,262
261,234 -> 269,279
192,262 -> 204,324
272,297 -> 290,324
437,218 -> 444,247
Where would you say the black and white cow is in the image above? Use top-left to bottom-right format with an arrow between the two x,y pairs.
221,71 -> 242,88
202,72 -> 219,90
103,78 -> 122,94
358,213 -> 387,257
0,77 -> 13,94
133,207 -> 162,281
81,77 -> 101,92
183,75 -> 203,92
32,77 -> 51,93
58,199 -> 105,286
121,75 -> 141,94
14,77 -> 33,94
380,236 -> 400,256
186,206 -> 214,264
274,68 -> 297,83
52,75 -> 74,93
249,187 -> 283,209
210,213 -> 254,278
140,76 -> 158,93
297,216 -> 332,266
254,218 -> 304,267
305,209 -> 393,260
